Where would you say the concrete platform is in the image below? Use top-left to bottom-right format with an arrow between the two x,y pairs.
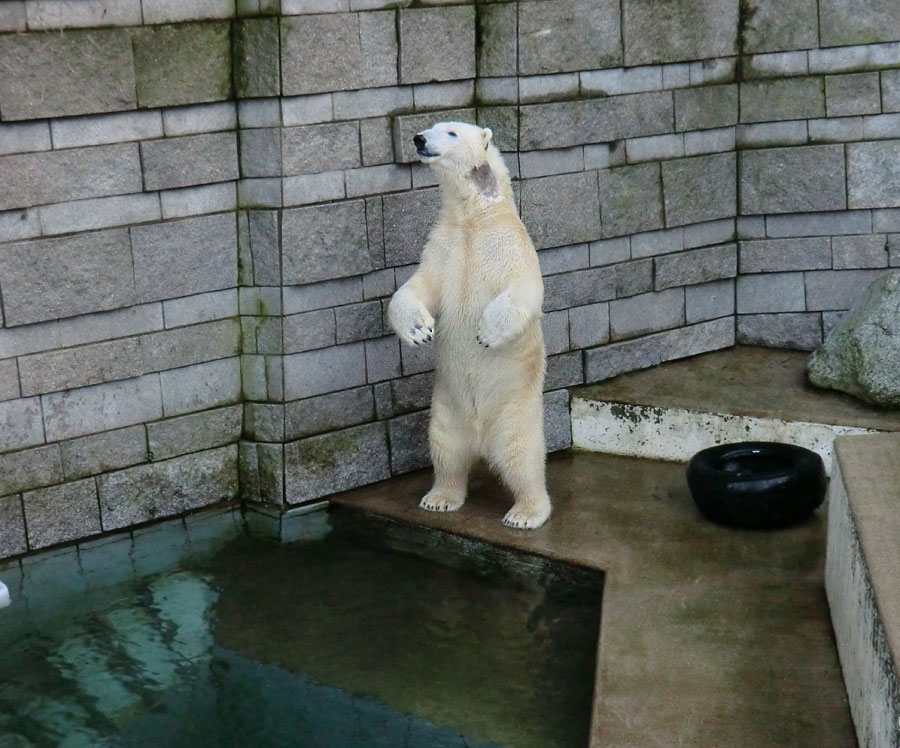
572,347 -> 900,472
826,433 -> 900,748
332,451 -> 856,747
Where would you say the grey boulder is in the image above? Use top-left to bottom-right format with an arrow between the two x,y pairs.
807,271 -> 900,408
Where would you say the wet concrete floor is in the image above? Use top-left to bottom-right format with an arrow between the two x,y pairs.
332,451 -> 857,747
575,346 -> 900,432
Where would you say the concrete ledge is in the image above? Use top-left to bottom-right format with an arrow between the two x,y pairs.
826,433 -> 900,748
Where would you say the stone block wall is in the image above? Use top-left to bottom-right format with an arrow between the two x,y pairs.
1,0 -> 899,558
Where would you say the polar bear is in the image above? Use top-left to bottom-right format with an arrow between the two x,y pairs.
387,121 -> 551,529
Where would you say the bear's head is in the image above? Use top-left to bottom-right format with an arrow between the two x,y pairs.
413,121 -> 509,204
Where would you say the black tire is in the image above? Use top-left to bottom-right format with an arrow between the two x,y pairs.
686,442 -> 827,530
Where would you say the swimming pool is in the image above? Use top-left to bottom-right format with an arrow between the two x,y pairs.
0,507 -> 603,748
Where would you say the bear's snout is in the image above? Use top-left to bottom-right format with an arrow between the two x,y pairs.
413,134 -> 427,151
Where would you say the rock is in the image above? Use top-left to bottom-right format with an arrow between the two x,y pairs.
807,272 -> 900,408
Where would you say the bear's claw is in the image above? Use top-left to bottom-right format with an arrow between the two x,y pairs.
419,491 -> 465,512
502,503 -> 551,530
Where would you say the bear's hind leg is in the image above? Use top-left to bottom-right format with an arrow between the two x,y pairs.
420,391 -> 475,513
487,398 -> 551,530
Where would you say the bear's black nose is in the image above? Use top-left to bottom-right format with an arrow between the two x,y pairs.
413,134 -> 426,150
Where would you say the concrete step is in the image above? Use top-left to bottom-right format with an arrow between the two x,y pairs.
826,433 -> 900,748
571,346 -> 900,472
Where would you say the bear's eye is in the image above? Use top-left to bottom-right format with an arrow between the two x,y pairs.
447,131 -> 457,137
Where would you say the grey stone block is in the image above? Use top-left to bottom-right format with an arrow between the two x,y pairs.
654,244 -> 737,291
374,382 -> 393,420
383,188 -> 441,266
282,201 -> 372,284
805,269 -> 888,312
239,98 -> 281,129
399,6 -> 475,85
333,88 -> 411,121
42,374 -> 162,443
241,210 -> 282,284
413,81 -> 474,110
284,422 -> 390,501
740,78 -> 825,124
282,172 -> 345,207
862,112 -> 900,140
0,206 -> 40,244
743,50 -> 809,80
519,92 -> 673,151
808,117 -> 864,144
399,338 -> 435,376
132,214 -> 237,303
584,317 -> 734,381
0,143 -> 141,213
874,209 -> 900,232
689,58 -> 737,86
346,165 -> 412,198
98,446 -> 238,530
818,0 -> 900,47
142,0 -> 234,23
740,145 -> 846,215
884,70 -> 900,113
614,258 -> 654,297
520,74 -> 581,107
741,0 -> 818,53
285,386 -> 374,439
519,148 -> 584,179
0,29 -> 135,120
736,121 -> 809,149
544,267 -> 617,312
477,106 -> 517,153
387,411 -> 431,473
520,172 -> 601,250
60,425 -> 147,481
545,352 -> 584,390
0,229 -> 136,327
284,343 -> 367,400
610,288 -> 685,341
234,17 -> 280,99
141,132 -> 238,191
162,289 -> 238,329
625,133 -> 684,163
133,22 -> 232,108
0,122 -> 50,155
0,321 -> 60,359
255,442 -> 284,506
0,360 -> 19,403
477,3 -> 517,78
543,389 -> 572,453
365,197 -> 386,268
162,101 -> 236,136
518,0 -> 621,75
597,163 -> 664,238
281,93 -> 334,125
736,272 -> 806,314
240,128 -> 282,179
0,2 -> 25,32
283,310 -> 336,353
244,402 -> 285,443
23,479 -> 101,550
361,118 -> 395,166
143,319 -> 241,372
584,142 -> 627,171
282,277 -> 363,314
766,211 -> 873,238
281,12 -> 396,95
238,177 -> 282,209
147,404 -> 242,462
683,219 -> 735,249
159,358 -> 242,417
832,235 -> 889,270
336,301 -> 384,344
39,193 -> 161,237
662,152 -> 736,227
569,303 -> 610,349
847,141 -> 900,210
282,122 -> 360,176
0,494 -> 26,559
685,279 -> 735,323
630,227 -> 685,259
581,65 -> 663,97
674,85 -> 738,132
51,110 -> 161,150
390,371 -> 433,415
737,313 -> 823,351
538,244 -> 591,275
826,73 -> 881,117
623,0 -> 739,66
739,237 -> 832,273
589,237 -> 631,268
0,445 -> 62,495
541,310 -> 570,356
55,300 -> 161,348
19,337 -> 144,397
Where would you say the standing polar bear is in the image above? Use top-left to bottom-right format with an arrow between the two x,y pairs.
388,121 -> 551,529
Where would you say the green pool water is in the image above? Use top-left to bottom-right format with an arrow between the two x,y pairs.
0,508 -> 602,748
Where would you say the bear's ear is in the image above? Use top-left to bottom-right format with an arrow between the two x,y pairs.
482,127 -> 493,150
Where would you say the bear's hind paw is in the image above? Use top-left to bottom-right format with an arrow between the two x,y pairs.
419,490 -> 464,512
502,503 -> 551,530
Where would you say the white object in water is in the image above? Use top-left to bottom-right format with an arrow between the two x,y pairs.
0,580 -> 9,609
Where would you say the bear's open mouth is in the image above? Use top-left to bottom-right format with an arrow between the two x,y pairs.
416,147 -> 439,159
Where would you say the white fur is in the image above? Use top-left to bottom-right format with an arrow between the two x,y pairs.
388,122 -> 551,530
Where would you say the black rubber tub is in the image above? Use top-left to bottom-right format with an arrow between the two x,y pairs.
686,441 -> 827,529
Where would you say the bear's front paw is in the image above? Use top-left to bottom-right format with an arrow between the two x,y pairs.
399,313 -> 434,347
389,295 -> 435,348
476,292 -> 527,348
